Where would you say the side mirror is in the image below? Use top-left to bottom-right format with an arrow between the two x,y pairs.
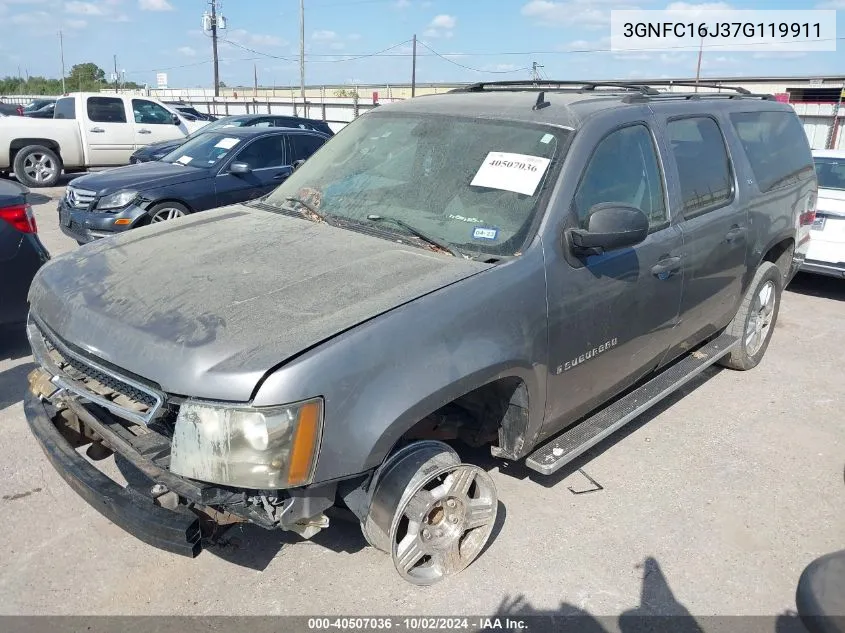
171,113 -> 181,125
568,203 -> 649,255
230,162 -> 251,175
292,159 -> 305,170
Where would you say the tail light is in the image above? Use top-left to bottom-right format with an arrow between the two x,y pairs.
0,203 -> 38,234
799,193 -> 817,226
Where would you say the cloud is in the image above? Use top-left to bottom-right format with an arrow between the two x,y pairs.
521,0 -> 640,28
139,0 -> 173,10
425,13 -> 456,38
347,33 -> 361,40
751,51 -> 807,59
65,18 -> 87,29
227,29 -> 286,48
312,30 -> 337,40
65,1 -> 104,14
108,13 -> 129,21
177,46 -> 197,57
665,1 -> 733,13
394,0 -> 411,7
10,11 -> 51,24
816,0 -> 845,6
430,14 -> 456,29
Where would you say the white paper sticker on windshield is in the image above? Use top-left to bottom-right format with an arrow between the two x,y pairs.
540,133 -> 554,144
215,137 -> 240,149
176,155 -> 193,164
470,152 -> 551,196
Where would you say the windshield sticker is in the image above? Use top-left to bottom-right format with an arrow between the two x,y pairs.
540,133 -> 554,144
470,151 -> 551,196
472,226 -> 498,241
215,137 -> 240,150
448,214 -> 485,223
176,155 -> 193,164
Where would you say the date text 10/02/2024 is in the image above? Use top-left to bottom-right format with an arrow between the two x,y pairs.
307,617 -> 529,630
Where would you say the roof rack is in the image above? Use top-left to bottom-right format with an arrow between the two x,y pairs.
448,79 -> 775,102
452,80 -> 659,95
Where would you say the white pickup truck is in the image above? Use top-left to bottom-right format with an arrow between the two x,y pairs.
0,93 -> 208,187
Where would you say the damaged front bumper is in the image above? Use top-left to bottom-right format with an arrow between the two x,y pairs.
23,366 -> 338,558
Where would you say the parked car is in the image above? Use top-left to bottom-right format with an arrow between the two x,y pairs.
0,93 -> 208,188
0,180 -> 49,330
130,113 -> 335,163
0,101 -> 23,117
24,103 -> 56,119
57,126 -> 329,244
165,102 -> 218,122
23,98 -> 56,114
801,149 -> 845,278
23,82 -> 816,585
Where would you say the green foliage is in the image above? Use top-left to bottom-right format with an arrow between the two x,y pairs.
0,63 -> 142,95
333,88 -> 360,98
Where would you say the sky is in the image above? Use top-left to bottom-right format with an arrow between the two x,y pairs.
0,0 -> 844,89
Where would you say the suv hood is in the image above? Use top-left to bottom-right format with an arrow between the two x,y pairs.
29,206 -> 491,401
73,161 -> 209,195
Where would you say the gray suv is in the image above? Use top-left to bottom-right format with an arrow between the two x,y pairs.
23,81 -> 817,585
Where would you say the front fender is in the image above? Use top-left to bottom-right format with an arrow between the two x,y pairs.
252,245 -> 550,482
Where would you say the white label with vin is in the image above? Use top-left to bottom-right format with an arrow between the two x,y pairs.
470,151 -> 551,196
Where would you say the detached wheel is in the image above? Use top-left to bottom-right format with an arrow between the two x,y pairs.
13,145 -> 62,187
362,441 -> 498,586
148,201 -> 189,223
719,261 -> 782,371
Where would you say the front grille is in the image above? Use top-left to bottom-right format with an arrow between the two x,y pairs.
28,318 -> 164,425
65,186 -> 97,210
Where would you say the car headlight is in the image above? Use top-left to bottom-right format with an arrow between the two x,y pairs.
96,190 -> 138,210
169,398 -> 323,489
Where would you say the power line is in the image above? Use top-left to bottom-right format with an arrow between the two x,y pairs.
417,40 -> 531,74
222,37 -> 413,64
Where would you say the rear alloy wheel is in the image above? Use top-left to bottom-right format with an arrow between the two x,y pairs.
361,441 -> 498,586
13,145 -> 62,188
148,202 -> 189,223
719,261 -> 782,370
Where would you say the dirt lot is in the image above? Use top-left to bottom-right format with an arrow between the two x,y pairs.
0,180 -> 842,619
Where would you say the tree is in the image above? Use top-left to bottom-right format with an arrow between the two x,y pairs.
218,81 -> 227,88
66,62 -> 108,92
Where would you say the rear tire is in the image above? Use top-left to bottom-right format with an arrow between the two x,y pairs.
718,261 -> 782,371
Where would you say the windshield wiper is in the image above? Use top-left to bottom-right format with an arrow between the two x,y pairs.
282,196 -> 330,224
366,214 -> 462,258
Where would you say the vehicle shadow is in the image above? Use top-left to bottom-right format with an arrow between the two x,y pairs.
461,366 -> 720,490
786,272 -> 845,302
487,556 -> 806,633
0,323 -> 31,362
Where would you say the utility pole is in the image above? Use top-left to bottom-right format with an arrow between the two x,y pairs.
411,34 -> 416,97
254,63 -> 258,97
299,0 -> 305,102
59,30 -> 66,94
211,0 -> 220,96
113,54 -> 119,92
694,37 -> 703,92
531,61 -> 544,82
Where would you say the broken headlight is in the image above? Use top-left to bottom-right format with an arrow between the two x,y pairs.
169,398 -> 323,489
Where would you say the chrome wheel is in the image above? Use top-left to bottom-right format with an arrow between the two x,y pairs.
150,207 -> 186,222
361,441 -> 498,586
745,280 -> 775,356
391,464 -> 497,585
23,152 -> 58,184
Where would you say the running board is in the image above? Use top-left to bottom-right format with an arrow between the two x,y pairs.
525,334 -> 739,476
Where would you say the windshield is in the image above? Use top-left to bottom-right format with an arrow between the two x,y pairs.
185,116 -> 250,140
264,112 -> 568,256
160,131 -> 243,167
814,156 -> 845,191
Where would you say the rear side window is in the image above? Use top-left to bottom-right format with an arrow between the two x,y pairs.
729,111 -> 814,193
289,134 -> 327,162
54,98 -> 75,120
87,97 -> 127,123
667,117 -> 733,216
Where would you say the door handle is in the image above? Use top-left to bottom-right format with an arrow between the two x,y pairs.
90,127 -> 105,133
138,129 -> 152,134
651,256 -> 682,279
725,225 -> 745,242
